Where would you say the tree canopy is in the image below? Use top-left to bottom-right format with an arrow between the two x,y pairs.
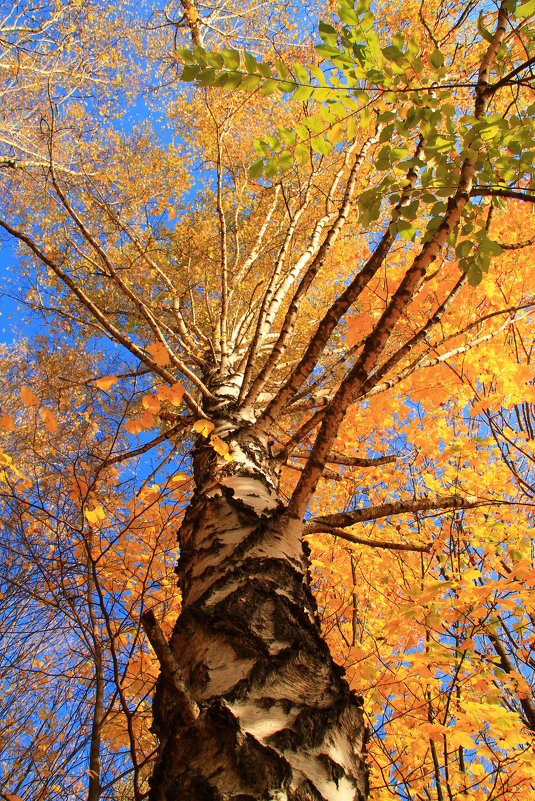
0,0 -> 534,799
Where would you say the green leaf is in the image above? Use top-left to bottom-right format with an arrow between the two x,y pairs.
213,71 -> 243,89
366,68 -> 385,83
192,45 -> 209,66
275,60 -> 289,79
198,67 -> 216,86
222,49 -> 241,69
260,79 -> 279,96
278,151 -> 293,173
294,62 -> 309,84
477,13 -> 494,42
347,116 -> 358,140
310,136 -> 333,155
311,86 -> 338,101
391,146 -> 409,161
358,188 -> 382,225
176,48 -> 195,63
253,139 -> 269,156
294,143 -> 309,166
293,85 -> 314,101
399,199 -> 419,220
318,20 -> 337,37
467,264 -> 483,286
181,65 -> 200,81
244,52 -> 258,73
258,62 -> 272,78
264,157 -> 279,178
382,45 -> 403,62
303,116 -> 324,133
396,218 -> 416,241
516,0 -> 535,17
279,127 -> 296,146
479,236 -> 503,257
309,65 -> 326,84
429,49 -> 445,70
241,74 -> 262,91
339,5 -> 360,25
266,135 -> 281,153
248,159 -> 264,179
204,51 -> 224,68
456,240 -> 473,259
278,80 -> 296,93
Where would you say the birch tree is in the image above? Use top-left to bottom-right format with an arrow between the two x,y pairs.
0,0 -> 534,799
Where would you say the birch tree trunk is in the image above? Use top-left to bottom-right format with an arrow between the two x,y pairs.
147,383 -> 368,801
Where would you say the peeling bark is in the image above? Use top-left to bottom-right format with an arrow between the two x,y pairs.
147,419 -> 368,801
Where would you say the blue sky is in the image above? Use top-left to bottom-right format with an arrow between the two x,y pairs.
0,238 -> 36,345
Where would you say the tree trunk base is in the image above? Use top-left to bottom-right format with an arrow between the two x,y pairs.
148,445 -> 368,801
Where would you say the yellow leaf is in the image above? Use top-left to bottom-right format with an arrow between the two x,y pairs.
167,206 -> 176,220
85,505 -> 105,525
210,434 -> 232,459
95,375 -> 118,391
193,419 -> 215,437
0,414 -> 15,431
40,408 -> 58,433
447,729 -> 475,750
20,386 -> 39,407
147,342 -> 171,366
142,394 -> 161,413
157,382 -> 185,406
464,567 -> 481,581
169,473 -> 188,485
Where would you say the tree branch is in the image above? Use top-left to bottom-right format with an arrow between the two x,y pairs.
305,525 -> 432,552
141,610 -> 199,726
306,493 -> 481,529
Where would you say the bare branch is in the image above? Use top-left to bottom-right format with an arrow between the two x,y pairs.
141,610 -> 199,726
306,494 -> 481,530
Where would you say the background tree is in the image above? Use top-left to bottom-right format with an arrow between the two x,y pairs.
0,0 -> 534,799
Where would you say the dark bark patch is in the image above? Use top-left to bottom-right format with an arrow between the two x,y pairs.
290,778 -> 326,801
317,753 -> 345,786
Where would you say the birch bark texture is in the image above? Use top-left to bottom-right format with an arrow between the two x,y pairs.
147,389 -> 367,800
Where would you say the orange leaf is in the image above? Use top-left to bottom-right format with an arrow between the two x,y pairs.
0,414 -> 15,431
147,342 -> 171,366
40,408 -> 58,433
96,375 -> 118,391
69,478 -> 88,501
125,418 -> 144,435
20,386 -> 39,407
346,313 -> 372,348
157,382 -> 185,406
142,394 -> 161,413
139,410 -> 155,428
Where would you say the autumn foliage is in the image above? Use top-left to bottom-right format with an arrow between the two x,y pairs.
0,0 -> 534,799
